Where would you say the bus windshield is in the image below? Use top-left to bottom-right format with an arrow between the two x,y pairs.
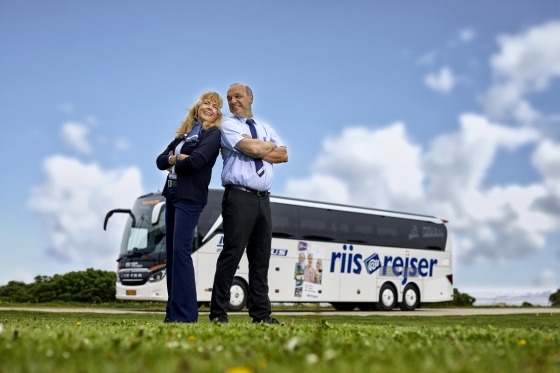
119,195 -> 166,259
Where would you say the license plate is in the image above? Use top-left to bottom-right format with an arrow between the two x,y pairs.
126,290 -> 137,296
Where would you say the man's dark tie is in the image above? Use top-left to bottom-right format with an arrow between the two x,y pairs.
246,118 -> 264,177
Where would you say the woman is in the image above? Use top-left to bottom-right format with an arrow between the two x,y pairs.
156,91 -> 223,323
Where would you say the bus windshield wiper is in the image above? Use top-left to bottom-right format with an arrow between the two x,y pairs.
126,248 -> 144,258
116,248 -> 144,262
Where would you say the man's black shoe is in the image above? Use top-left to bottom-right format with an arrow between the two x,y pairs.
252,316 -> 280,325
211,316 -> 229,324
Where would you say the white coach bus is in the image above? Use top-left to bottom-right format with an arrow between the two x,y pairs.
104,189 -> 453,311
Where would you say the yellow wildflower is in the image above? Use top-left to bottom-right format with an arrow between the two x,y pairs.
226,367 -> 253,373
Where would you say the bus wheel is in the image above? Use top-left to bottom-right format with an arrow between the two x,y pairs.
227,277 -> 248,312
377,283 -> 397,311
400,284 -> 420,311
330,302 -> 356,311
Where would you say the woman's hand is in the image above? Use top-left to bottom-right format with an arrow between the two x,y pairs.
167,152 -> 189,172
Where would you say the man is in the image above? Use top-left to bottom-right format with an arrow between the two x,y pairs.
209,83 -> 288,324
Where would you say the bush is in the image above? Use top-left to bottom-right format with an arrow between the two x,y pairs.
0,268 -> 116,303
398,288 -> 475,308
0,281 -> 32,303
452,288 -> 476,307
550,287 -> 560,307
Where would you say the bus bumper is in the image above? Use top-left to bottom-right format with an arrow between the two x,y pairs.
116,282 -> 168,301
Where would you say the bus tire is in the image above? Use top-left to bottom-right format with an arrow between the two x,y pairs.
400,284 -> 420,311
377,283 -> 397,311
227,277 -> 248,312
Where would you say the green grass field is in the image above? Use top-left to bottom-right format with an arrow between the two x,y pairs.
1,309 -> 559,373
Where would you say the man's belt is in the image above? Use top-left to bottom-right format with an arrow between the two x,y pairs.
227,185 -> 269,197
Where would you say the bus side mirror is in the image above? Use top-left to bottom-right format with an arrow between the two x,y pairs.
152,202 -> 166,226
104,209 -> 135,230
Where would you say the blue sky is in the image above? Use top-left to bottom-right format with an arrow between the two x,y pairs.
1,1 -> 559,300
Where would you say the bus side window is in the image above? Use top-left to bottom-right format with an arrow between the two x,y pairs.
375,216 -> 398,247
272,216 -> 292,238
337,211 -> 368,244
298,206 -> 336,242
271,203 -> 299,239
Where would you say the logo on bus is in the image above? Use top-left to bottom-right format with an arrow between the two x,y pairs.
215,236 -> 287,257
329,244 -> 438,285
363,253 -> 381,274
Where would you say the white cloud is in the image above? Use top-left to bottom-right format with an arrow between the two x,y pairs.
286,123 -> 424,209
424,114 -> 540,195
27,156 -> 144,269
532,139 -> 560,179
60,121 -> 93,155
483,21 -> 560,124
459,28 -> 475,42
285,174 -> 349,204
421,114 -> 548,262
424,66 -> 455,93
530,139 -> 560,217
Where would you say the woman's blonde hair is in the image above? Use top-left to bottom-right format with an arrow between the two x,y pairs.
175,91 -> 223,137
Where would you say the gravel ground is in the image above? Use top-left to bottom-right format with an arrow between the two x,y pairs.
1,307 -> 558,316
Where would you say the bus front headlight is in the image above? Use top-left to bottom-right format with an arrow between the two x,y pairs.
148,269 -> 166,282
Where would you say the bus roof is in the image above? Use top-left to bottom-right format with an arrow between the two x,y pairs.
266,192 -> 442,222
140,189 -> 446,224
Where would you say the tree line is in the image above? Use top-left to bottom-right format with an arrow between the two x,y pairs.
0,268 -> 115,303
